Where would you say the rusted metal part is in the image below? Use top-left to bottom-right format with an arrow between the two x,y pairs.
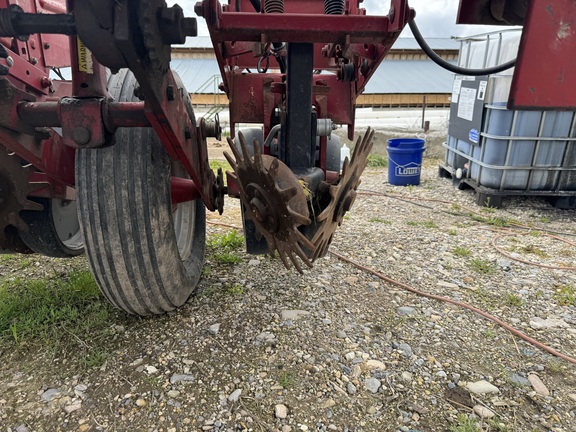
508,0 -> 576,110
17,100 -> 150,130
59,97 -> 106,148
224,132 -> 316,273
311,128 -> 375,260
1,45 -> 49,94
0,145 -> 44,249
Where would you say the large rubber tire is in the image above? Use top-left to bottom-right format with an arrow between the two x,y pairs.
19,197 -> 84,257
76,70 -> 206,315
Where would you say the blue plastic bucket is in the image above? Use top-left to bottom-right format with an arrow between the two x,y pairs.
387,138 -> 426,186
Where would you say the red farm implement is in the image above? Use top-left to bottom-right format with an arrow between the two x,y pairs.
0,0 -> 573,315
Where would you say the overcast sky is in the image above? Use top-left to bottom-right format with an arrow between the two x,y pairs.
169,0 -> 513,38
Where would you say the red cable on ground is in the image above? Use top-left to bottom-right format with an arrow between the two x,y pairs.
329,250 -> 576,365
206,221 -> 576,365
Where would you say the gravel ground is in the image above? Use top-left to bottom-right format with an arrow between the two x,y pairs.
1,137 -> 576,432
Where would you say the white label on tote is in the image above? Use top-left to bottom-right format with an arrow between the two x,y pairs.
457,87 -> 477,121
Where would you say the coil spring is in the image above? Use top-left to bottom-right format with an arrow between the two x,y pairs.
264,0 -> 284,14
324,0 -> 345,14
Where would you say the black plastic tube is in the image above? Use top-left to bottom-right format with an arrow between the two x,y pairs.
409,20 -> 516,76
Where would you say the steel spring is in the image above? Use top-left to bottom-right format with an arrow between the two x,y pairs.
264,0 -> 285,14
324,0 -> 345,14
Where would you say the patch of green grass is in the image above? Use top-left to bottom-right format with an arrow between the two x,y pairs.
214,252 -> 241,264
227,284 -> 244,295
369,217 -> 391,224
208,230 -> 244,265
470,258 -> 497,274
278,371 -> 295,388
209,159 -> 233,174
448,229 -> 458,236
504,293 -> 524,307
452,246 -> 471,257
0,269 -> 119,369
208,230 -> 244,249
367,154 -> 388,168
519,244 -> 549,258
450,414 -> 478,432
553,284 -> 576,307
406,220 -> 438,229
483,326 -> 497,339
470,214 -> 509,227
539,216 -> 551,224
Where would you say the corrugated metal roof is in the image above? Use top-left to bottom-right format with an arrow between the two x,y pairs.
170,58 -> 455,94
364,60 -> 455,94
175,36 -> 460,51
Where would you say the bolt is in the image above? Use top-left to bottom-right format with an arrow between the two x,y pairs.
30,40 -> 36,49
166,85 -> 175,101
40,77 -> 52,88
6,56 -> 14,67
43,43 -> 50,50
194,2 -> 205,17
72,127 -> 91,145
30,57 -> 38,65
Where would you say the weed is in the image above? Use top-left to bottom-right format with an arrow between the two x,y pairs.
470,214 -> 508,227
450,414 -> 478,432
421,221 -> 438,229
227,284 -> 244,295
214,251 -> 241,264
539,216 -> 551,224
448,229 -> 458,236
519,244 -> 549,258
489,419 -> 510,432
406,220 -> 438,229
470,258 -> 496,274
208,230 -> 244,264
547,359 -> 564,373
83,351 -> 108,368
278,371 -> 295,388
451,203 -> 461,211
208,230 -> 244,249
367,154 -> 388,168
481,204 -> 496,213
369,218 -> 391,224
504,293 -> 524,307
452,246 -> 471,257
483,327 -> 497,339
553,284 -> 576,307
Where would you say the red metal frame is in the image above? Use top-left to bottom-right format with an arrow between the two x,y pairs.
508,0 -> 576,110
199,0 -> 414,143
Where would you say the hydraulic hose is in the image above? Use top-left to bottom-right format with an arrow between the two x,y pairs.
409,19 -> 516,76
